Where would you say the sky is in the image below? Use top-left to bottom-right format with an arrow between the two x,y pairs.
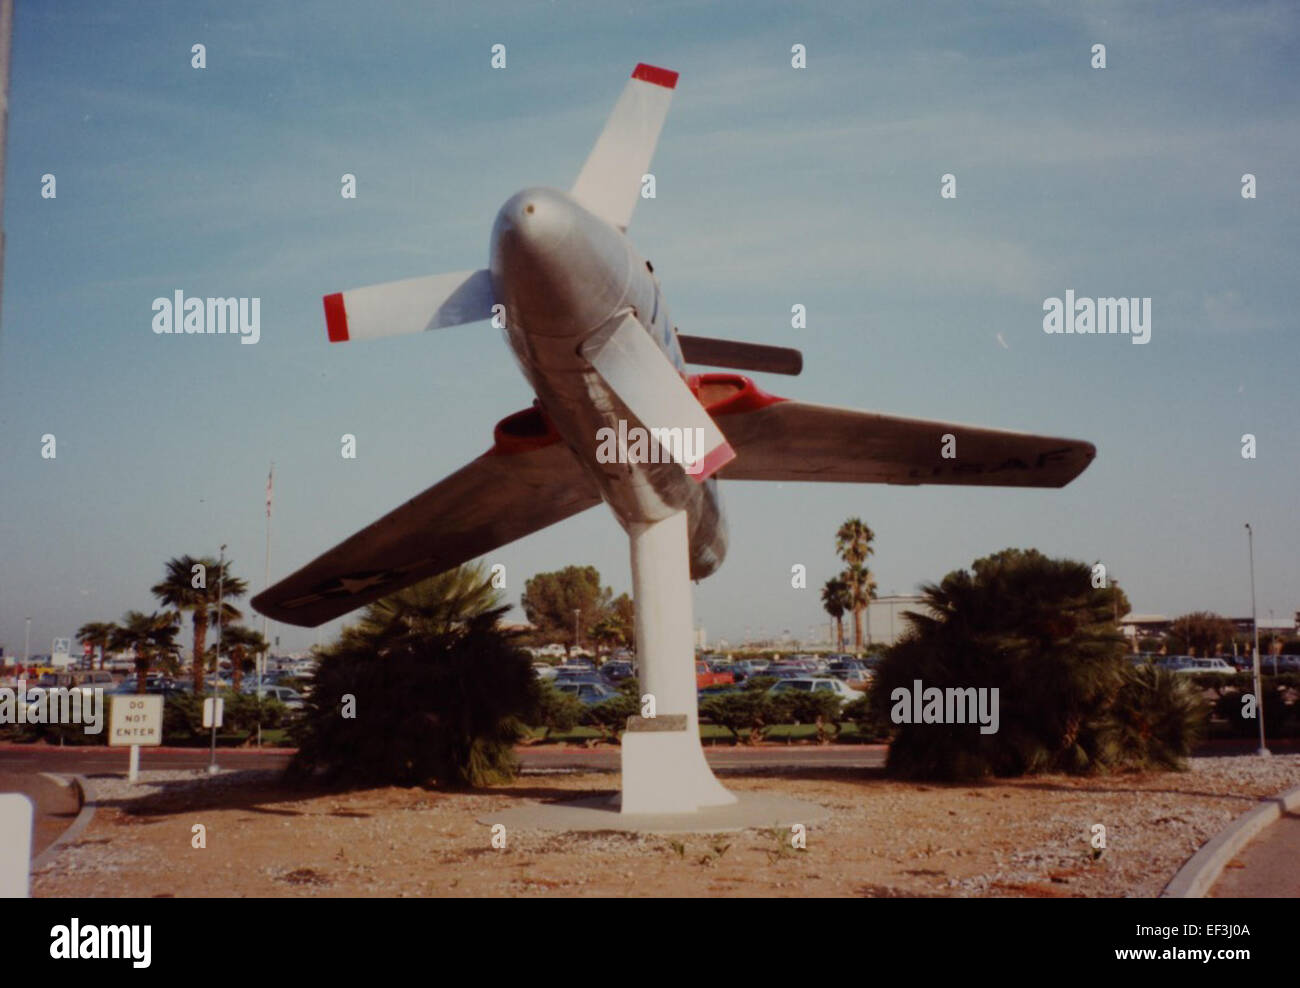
2,0 -> 1298,657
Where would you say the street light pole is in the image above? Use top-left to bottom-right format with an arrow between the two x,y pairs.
23,617 -> 30,664
573,608 -> 580,655
1245,524 -> 1269,757
209,544 -> 226,775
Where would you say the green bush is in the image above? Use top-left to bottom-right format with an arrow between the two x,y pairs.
769,690 -> 843,744
581,689 -> 640,743
869,549 -> 1131,781
842,691 -> 892,742
159,691 -> 287,744
534,681 -> 584,739
1104,665 -> 1206,769
700,689 -> 776,745
288,612 -> 539,788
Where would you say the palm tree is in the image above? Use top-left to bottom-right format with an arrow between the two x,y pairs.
835,518 -> 876,652
588,614 -> 625,656
216,624 -> 269,692
292,563 -> 535,788
820,577 -> 851,650
111,611 -> 181,693
876,548 -> 1131,779
151,555 -> 248,692
842,562 -> 877,650
76,621 -> 117,670
341,562 -> 505,654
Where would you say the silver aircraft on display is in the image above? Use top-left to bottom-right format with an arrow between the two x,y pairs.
253,64 -> 1094,817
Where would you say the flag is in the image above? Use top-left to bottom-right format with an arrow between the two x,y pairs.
266,463 -> 274,518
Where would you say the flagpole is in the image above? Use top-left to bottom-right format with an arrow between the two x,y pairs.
258,462 -> 273,747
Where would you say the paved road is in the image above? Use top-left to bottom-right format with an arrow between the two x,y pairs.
1210,811 -> 1300,898
0,742 -> 887,777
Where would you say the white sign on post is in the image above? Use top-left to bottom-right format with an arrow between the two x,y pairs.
109,695 -> 164,746
202,696 -> 224,728
109,695 -> 164,783
51,637 -> 72,668
0,793 -> 34,898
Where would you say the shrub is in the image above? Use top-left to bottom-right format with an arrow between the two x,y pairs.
770,690 -> 843,744
534,681 -> 584,740
869,548 -> 1130,781
700,689 -> 775,745
581,688 -> 640,743
288,612 -> 538,788
1103,665 -> 1206,769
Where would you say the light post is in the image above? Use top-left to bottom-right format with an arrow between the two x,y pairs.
209,544 -> 226,775
1245,524 -> 1269,757
1268,609 -> 1278,676
573,608 -> 580,656
23,616 -> 30,665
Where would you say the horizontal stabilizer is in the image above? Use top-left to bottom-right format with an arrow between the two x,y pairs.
678,335 -> 803,375
324,269 -> 495,343
571,63 -> 678,232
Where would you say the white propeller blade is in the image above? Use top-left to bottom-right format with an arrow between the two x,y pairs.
581,312 -> 735,480
571,63 -> 678,232
324,269 -> 495,343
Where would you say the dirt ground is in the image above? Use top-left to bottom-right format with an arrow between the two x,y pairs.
31,755 -> 1300,898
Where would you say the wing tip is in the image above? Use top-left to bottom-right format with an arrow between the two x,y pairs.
632,63 -> 679,89
323,292 -> 349,342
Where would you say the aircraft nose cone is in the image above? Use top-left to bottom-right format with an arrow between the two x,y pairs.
494,188 -> 574,260
490,187 -> 631,338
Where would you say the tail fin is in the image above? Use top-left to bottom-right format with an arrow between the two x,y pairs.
323,269 -> 495,343
570,63 -> 678,232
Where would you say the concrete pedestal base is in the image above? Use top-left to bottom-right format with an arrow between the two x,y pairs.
480,791 -> 829,835
620,715 -> 736,814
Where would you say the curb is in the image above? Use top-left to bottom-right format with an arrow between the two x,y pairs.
1161,782 -> 1300,898
30,775 -> 97,874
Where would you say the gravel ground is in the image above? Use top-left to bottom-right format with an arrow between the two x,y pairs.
31,754 -> 1300,898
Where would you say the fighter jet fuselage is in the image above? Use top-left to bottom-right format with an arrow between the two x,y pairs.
491,186 -> 727,580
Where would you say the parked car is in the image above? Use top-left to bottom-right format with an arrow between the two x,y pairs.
1171,657 -> 1235,676
763,664 -> 805,681
244,685 -> 305,709
532,663 -> 559,681
555,662 -> 596,677
113,676 -> 188,695
600,660 -> 635,683
553,680 -> 618,705
768,677 -> 864,701
695,661 -> 734,690
827,659 -> 871,687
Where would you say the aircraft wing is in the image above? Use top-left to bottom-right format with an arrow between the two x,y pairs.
713,394 -> 1095,488
252,439 -> 602,628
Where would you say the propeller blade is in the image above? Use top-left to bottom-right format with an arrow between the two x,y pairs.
581,313 -> 735,480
